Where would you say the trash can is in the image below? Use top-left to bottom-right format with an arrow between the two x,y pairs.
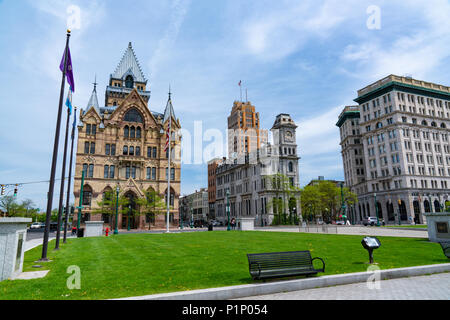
208,223 -> 213,231
77,228 -> 85,238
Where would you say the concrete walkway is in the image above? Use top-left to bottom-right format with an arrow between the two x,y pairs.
235,272 -> 450,300
259,225 -> 428,238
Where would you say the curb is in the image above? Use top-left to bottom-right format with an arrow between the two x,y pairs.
114,263 -> 450,300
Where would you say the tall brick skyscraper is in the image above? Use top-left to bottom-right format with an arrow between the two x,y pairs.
227,101 -> 268,159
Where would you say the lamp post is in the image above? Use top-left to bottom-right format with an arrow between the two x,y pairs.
374,193 -> 380,227
340,182 -> 347,224
180,201 -> 184,230
428,193 -> 433,212
114,186 -> 119,235
226,189 -> 230,231
127,203 -> 131,231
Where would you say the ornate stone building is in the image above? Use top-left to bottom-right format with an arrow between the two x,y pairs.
72,42 -> 181,230
215,114 -> 301,226
337,75 -> 450,225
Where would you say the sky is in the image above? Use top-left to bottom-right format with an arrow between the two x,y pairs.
1,0 -> 450,211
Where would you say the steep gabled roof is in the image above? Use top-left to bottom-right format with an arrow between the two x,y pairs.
84,82 -> 100,115
163,88 -> 177,124
112,42 -> 147,83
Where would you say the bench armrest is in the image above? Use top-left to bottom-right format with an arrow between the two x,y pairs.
249,262 -> 262,279
311,257 -> 325,272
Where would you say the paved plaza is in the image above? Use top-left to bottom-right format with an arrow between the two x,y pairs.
259,225 -> 428,238
235,272 -> 450,300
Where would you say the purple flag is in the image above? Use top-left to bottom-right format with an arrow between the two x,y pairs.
60,46 -> 75,92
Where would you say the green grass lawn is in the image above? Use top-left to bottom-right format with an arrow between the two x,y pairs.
0,231 -> 446,300
382,225 -> 428,229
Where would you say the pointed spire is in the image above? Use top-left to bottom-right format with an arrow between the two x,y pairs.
163,85 -> 176,123
112,42 -> 146,83
86,76 -> 100,112
93,74 -> 97,92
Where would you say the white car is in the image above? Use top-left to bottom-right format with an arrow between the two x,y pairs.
363,217 -> 378,226
30,222 -> 44,229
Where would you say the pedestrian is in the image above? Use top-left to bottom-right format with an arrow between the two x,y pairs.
71,226 -> 77,235
231,218 -> 236,230
105,227 -> 109,237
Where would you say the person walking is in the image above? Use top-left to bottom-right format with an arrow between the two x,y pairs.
231,218 -> 236,230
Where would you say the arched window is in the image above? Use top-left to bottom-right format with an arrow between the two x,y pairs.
288,161 -> 293,172
124,108 -> 143,123
136,127 -> 141,138
441,123 -> 447,128
125,75 -> 134,89
431,121 -> 437,127
123,145 -> 128,155
88,164 -> 94,177
136,146 -> 141,156
376,122 -> 383,129
130,126 -> 135,138
82,185 -> 92,206
124,126 -> 129,138
129,146 -> 134,156
421,120 -> 428,126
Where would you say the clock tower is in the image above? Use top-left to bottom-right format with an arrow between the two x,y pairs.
271,114 -> 299,187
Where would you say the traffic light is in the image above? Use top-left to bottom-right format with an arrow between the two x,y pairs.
397,199 -> 402,205
13,185 -> 18,196
70,206 -> 74,215
63,206 -> 67,214
0,185 -> 4,196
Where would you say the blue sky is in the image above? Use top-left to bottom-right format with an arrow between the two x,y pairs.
1,0 -> 450,211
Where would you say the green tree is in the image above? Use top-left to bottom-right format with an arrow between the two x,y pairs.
135,190 -> 166,229
300,181 -> 358,223
92,189 -> 130,229
0,195 -> 20,216
300,184 -> 323,223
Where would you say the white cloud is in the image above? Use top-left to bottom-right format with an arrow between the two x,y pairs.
241,0 -> 359,61
149,0 -> 191,77
296,105 -> 343,157
340,0 -> 450,81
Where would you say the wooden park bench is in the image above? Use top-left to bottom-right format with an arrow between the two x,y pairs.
438,242 -> 450,259
247,250 -> 325,280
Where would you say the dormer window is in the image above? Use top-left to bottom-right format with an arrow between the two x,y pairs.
125,75 -> 134,89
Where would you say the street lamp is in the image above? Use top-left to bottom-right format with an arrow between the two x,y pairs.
180,200 -> 184,230
374,193 -> 380,227
114,186 -> 119,235
127,203 -> 131,231
226,189 -> 231,231
340,182 -> 347,224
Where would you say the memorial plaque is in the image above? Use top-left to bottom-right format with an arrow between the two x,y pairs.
15,233 -> 24,272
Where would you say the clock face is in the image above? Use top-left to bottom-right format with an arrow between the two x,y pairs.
285,131 -> 293,141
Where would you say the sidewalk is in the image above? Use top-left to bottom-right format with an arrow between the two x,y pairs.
235,272 -> 450,300
259,225 -> 428,238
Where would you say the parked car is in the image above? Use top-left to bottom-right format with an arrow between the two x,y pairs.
30,222 -> 44,229
210,220 -> 220,227
363,217 -> 379,226
336,220 -> 345,225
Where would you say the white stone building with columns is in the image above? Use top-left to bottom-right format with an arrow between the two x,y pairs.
337,75 -> 450,225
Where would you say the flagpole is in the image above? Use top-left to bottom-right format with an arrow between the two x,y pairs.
39,29 -> 71,261
63,106 -> 77,244
54,91 -> 72,250
166,116 -> 172,233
